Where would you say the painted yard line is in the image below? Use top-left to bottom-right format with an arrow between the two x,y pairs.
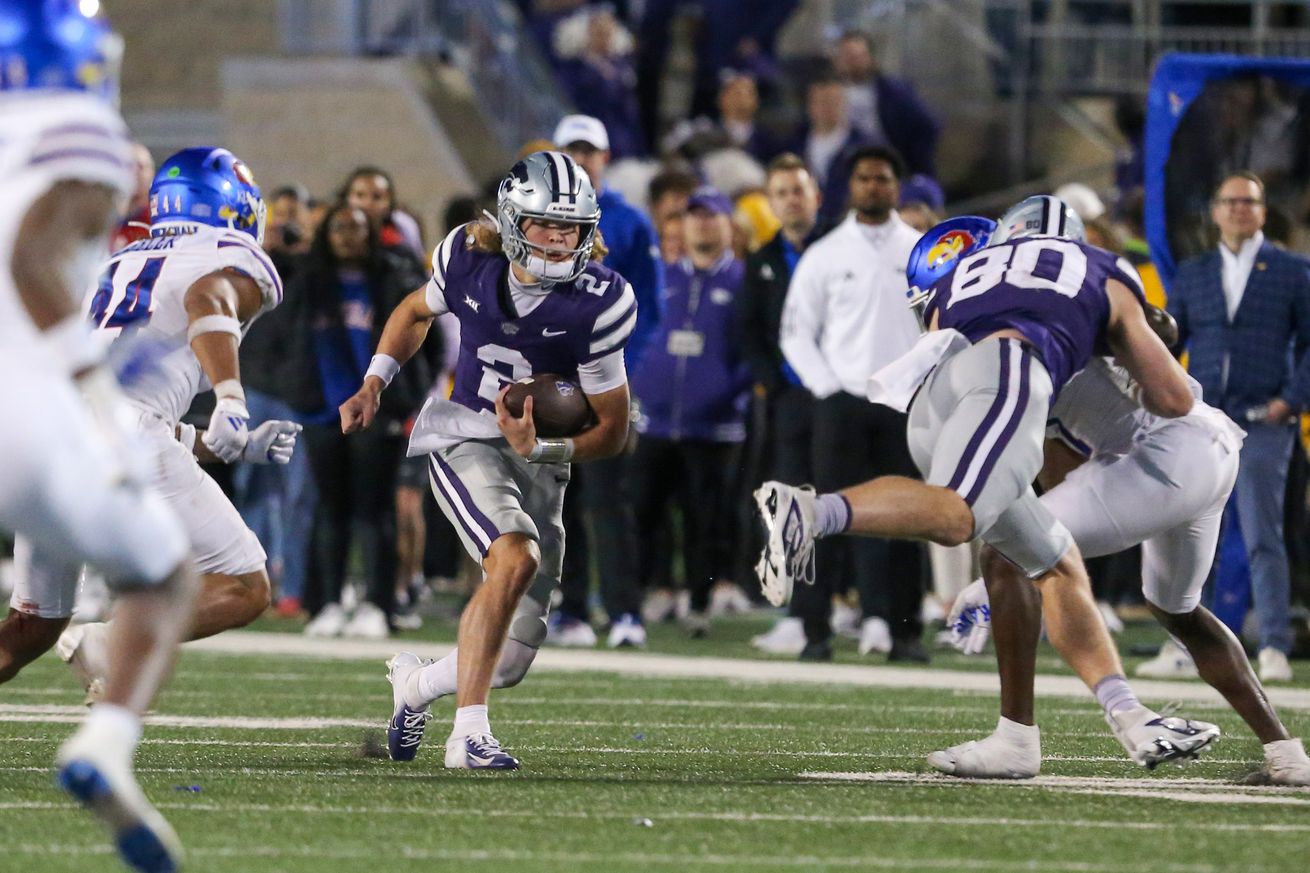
186,631 -> 1310,711
0,704 -> 1169,739
3,801 -> 1307,832
1065,787 -> 1310,806
802,771 -> 1310,794
0,843 -> 1235,871
0,734 -> 1264,765
12,685 -> 1241,720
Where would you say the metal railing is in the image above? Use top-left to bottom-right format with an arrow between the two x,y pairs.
827,1 -> 1310,185
277,0 -> 571,154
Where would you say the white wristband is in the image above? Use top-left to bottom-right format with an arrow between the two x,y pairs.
366,354 -> 401,388
45,313 -> 103,375
187,314 -> 242,343
212,379 -> 246,403
177,421 -> 197,452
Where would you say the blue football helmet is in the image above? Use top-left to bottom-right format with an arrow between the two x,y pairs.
149,147 -> 266,244
905,215 -> 997,327
993,194 -> 1086,245
0,0 -> 123,102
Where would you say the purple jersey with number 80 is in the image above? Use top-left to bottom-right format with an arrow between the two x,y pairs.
923,236 -> 1147,393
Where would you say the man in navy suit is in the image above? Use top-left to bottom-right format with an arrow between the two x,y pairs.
1169,171 -> 1310,683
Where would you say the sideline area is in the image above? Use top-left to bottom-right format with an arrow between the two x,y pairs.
189,630 -> 1310,711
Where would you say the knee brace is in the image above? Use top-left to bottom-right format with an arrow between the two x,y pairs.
494,596 -> 546,689
492,638 -> 539,689
507,595 -> 548,648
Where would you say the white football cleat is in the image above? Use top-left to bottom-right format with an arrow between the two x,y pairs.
385,653 -> 433,762
857,616 -> 892,656
56,621 -> 110,705
754,481 -> 817,607
444,731 -> 520,770
56,721 -> 183,873
1106,705 -> 1220,769
1258,648 -> 1293,683
751,617 -> 807,655
1134,639 -> 1198,679
927,717 -> 1040,779
304,603 -> 348,638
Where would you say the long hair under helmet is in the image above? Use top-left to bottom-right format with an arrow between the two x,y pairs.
495,150 -> 600,283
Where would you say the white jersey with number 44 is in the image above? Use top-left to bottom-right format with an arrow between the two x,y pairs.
85,225 -> 283,425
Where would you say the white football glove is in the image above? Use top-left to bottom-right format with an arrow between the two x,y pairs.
202,396 -> 251,463
945,578 -> 992,655
242,420 -> 302,465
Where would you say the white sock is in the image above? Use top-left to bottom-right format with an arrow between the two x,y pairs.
414,651 -> 459,706
452,704 -> 490,738
84,703 -> 143,752
995,715 -> 1040,745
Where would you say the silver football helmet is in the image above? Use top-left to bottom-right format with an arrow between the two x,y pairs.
496,151 -> 600,282
992,194 -> 1085,245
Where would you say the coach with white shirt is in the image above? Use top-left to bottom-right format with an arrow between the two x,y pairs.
779,145 -> 928,661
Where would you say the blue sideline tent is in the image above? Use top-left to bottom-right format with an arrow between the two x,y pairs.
1145,53 -> 1310,288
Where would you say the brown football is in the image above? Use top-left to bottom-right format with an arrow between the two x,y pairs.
503,374 -> 593,438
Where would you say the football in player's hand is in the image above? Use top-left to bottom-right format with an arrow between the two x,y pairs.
504,374 -> 593,438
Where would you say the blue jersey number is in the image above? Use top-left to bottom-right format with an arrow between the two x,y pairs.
89,257 -> 165,330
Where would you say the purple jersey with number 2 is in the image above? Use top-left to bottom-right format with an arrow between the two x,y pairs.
428,224 -> 636,415
923,236 -> 1147,393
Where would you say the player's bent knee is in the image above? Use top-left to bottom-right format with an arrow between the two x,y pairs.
931,492 -> 975,546
485,534 -> 541,591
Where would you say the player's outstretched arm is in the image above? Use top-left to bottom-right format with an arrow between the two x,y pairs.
1105,280 -> 1194,419
340,286 -> 435,433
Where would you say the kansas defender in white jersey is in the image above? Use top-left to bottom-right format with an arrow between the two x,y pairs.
947,346 -> 1310,784
340,152 -> 635,769
0,4 -> 198,871
52,147 -> 301,699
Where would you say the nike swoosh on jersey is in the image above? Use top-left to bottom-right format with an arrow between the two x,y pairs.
542,328 -> 566,337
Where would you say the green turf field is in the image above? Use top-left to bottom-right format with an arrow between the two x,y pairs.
2,621 -> 1308,872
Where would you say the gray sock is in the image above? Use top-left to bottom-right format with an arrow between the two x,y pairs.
1093,674 -> 1140,716
814,493 -> 851,538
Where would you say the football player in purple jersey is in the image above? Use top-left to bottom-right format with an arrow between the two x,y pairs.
340,151 -> 636,769
757,196 -> 1221,777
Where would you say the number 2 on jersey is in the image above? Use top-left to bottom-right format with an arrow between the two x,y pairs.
88,256 -> 165,331
948,239 -> 1088,308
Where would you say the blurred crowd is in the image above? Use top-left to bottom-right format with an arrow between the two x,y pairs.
52,3 -> 1305,667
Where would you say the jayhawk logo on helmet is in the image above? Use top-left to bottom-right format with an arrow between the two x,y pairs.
905,216 -> 997,330
926,229 -> 979,270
